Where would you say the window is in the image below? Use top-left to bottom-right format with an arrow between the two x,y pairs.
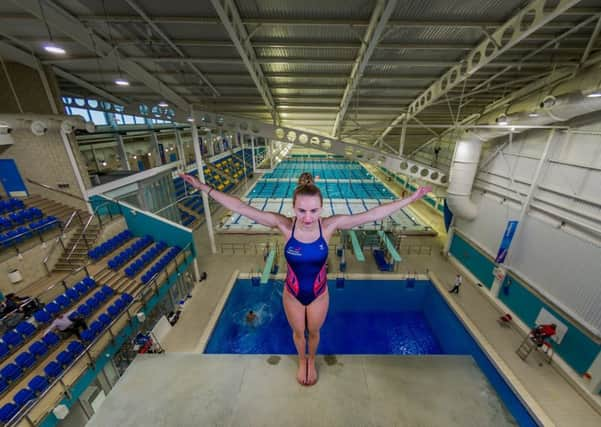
89,110 -> 108,125
69,107 -> 91,120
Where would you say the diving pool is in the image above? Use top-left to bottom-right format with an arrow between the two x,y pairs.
204,277 -> 538,426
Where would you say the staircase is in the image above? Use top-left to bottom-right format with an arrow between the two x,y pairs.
24,194 -> 77,224
53,219 -> 101,272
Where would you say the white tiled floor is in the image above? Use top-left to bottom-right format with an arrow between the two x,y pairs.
160,168 -> 601,427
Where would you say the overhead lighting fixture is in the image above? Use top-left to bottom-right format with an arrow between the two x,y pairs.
187,117 -> 195,122
496,114 -> 509,126
586,91 -> 601,98
43,43 -> 66,55
158,101 -> 169,108
115,78 -> 130,86
528,112 -> 540,118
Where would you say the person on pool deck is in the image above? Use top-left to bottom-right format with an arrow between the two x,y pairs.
180,171 -> 430,386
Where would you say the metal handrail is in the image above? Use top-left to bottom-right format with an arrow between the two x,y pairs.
25,177 -> 87,202
63,214 -> 97,263
42,210 -> 84,275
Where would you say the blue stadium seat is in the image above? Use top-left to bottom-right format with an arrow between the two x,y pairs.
42,332 -> 60,348
29,341 -> 48,359
77,304 -> 91,318
80,329 -> 96,343
2,330 -> 23,348
15,352 -> 36,370
55,294 -> 71,310
44,302 -> 60,317
0,363 -> 22,382
28,376 -> 49,395
13,388 -> 35,407
43,361 -> 62,379
98,313 -> 112,328
107,305 -> 120,318
90,321 -> 103,336
74,282 -> 87,295
83,277 -> 96,288
0,402 -> 19,423
33,310 -> 52,325
66,287 -> 80,302
121,293 -> 133,305
85,297 -> 99,311
56,350 -> 74,367
0,378 -> 8,395
67,341 -> 85,356
15,321 -> 36,338
101,285 -> 114,298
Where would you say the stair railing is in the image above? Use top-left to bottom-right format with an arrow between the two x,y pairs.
42,209 -> 86,275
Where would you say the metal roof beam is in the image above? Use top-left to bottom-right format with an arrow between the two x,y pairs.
209,0 -> 279,124
123,0 -> 219,97
332,0 -> 397,137
8,0 -> 189,110
375,0 -> 582,145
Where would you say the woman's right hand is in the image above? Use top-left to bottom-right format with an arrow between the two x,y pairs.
179,173 -> 204,191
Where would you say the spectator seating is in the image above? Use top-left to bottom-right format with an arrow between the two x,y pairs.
124,241 -> 168,278
0,198 -> 24,215
107,235 -> 153,270
88,230 -> 133,261
141,246 -> 181,284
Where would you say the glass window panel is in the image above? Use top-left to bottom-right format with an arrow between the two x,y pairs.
123,115 -> 135,124
69,107 -> 91,120
89,110 -> 108,125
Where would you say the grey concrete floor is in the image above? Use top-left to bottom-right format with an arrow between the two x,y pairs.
87,354 -> 517,427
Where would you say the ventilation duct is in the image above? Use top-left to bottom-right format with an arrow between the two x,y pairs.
447,63 -> 601,220
0,114 -> 94,135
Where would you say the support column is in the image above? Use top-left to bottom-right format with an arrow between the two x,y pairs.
90,146 -> 101,172
207,131 -> 215,156
251,136 -> 256,172
399,116 -> 407,156
503,130 -> 557,267
174,129 -> 186,169
149,132 -> 163,166
191,120 -> 217,254
60,129 -> 91,213
115,133 -> 131,171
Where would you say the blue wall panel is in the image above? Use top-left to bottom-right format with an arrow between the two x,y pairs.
449,233 -> 495,289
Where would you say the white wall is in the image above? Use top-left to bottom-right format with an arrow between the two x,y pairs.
455,122 -> 601,336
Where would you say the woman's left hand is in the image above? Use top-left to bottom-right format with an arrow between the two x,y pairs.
412,186 -> 432,200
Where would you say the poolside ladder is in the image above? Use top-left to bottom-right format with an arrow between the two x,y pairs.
516,337 -> 537,361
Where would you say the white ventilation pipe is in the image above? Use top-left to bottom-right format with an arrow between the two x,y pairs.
447,62 -> 601,220
446,132 -> 483,220
0,114 -> 94,134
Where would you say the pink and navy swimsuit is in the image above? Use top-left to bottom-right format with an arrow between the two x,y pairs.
284,219 -> 328,305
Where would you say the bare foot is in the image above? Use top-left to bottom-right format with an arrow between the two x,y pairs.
297,358 -> 307,385
306,357 -> 318,386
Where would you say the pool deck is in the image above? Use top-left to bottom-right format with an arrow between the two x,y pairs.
119,167 -> 600,426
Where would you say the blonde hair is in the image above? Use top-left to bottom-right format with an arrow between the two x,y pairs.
293,172 -> 323,206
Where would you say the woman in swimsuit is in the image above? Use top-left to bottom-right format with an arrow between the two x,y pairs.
181,172 -> 430,385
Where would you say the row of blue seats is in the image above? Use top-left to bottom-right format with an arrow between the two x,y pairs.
124,242 -> 167,278
141,246 -> 181,284
179,209 -> 195,226
0,278 -> 97,359
0,218 -> 60,248
67,286 -> 115,320
1,207 -> 43,227
88,230 -> 133,261
0,199 -> 24,215
107,235 -> 153,270
80,293 -> 133,343
0,337 -> 85,424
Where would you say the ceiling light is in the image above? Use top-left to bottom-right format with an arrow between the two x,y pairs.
187,117 -> 195,122
115,78 -> 130,86
147,152 -> 152,156
43,44 -> 66,55
496,114 -> 509,126
528,112 -> 540,118
158,101 -> 169,108
586,91 -> 601,98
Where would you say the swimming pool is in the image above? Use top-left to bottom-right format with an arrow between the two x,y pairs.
219,158 -> 433,232
204,277 -> 538,426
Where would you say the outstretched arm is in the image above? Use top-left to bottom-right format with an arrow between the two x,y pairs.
325,186 -> 432,231
180,174 -> 290,229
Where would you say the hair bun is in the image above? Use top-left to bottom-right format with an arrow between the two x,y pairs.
297,172 -> 314,186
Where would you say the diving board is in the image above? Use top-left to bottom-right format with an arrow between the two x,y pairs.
348,230 -> 365,262
260,249 -> 276,284
377,231 -> 401,262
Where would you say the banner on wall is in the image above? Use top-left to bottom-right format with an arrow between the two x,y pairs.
495,220 -> 519,263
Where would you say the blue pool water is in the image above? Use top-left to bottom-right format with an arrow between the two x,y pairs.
263,160 -> 371,180
205,279 -> 537,426
249,180 -> 395,200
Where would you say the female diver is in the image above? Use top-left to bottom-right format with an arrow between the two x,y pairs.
181,172 -> 430,385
